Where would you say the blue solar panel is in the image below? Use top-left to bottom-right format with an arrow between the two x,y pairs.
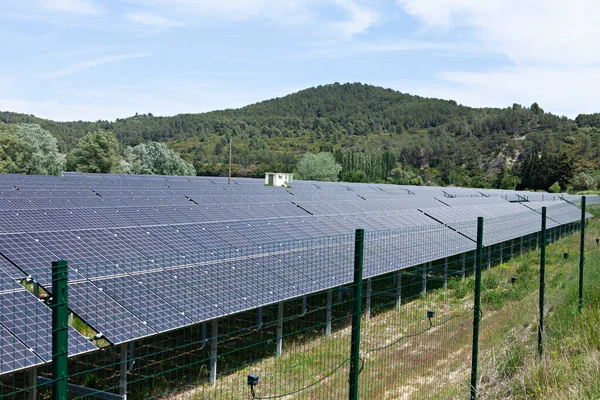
0,290 -> 96,362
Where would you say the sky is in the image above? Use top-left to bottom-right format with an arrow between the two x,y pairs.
1,0 -> 600,121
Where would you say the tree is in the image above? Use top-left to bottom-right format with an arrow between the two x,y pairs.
295,152 -> 341,181
13,124 -> 65,175
571,172 -> 596,191
124,142 -> 196,176
68,131 -> 124,173
0,122 -> 65,175
0,131 -> 29,173
548,181 -> 561,193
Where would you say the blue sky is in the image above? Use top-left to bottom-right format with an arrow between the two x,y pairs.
1,0 -> 599,121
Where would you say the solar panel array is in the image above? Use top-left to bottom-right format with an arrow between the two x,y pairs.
0,173 -> 595,375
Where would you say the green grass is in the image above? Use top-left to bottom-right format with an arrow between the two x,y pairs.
170,221 -> 599,399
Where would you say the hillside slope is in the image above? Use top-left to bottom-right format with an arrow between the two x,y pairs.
1,83 -> 599,189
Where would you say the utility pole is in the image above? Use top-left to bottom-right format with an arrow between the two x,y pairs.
228,138 -> 232,185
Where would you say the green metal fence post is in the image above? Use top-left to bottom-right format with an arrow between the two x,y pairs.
52,260 -> 69,400
470,217 -> 484,400
349,228 -> 364,400
538,207 -> 547,357
579,196 -> 586,313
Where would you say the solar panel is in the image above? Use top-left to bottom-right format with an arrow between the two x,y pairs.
90,275 -> 193,333
68,281 -> 156,345
0,233 -> 86,287
0,324 -> 42,374
0,290 -> 96,362
108,227 -> 178,258
29,231 -> 118,279
135,270 -> 220,323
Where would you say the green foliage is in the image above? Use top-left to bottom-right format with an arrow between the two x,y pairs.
0,122 -> 65,175
13,124 -> 65,175
1,83 -> 599,186
549,181 -> 561,193
294,152 -> 342,181
124,142 -> 196,176
68,130 -> 124,173
0,131 -> 29,173
575,113 -> 600,128
571,172 -> 597,191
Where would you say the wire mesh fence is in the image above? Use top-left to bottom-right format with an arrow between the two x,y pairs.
0,201 -> 594,399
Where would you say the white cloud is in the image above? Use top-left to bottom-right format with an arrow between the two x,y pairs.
397,0 -> 600,66
42,53 -> 149,79
395,0 -> 600,116
330,0 -> 381,37
125,12 -> 187,28
125,0 -> 381,37
40,0 -> 101,14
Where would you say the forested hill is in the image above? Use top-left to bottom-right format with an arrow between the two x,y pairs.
1,83 -> 600,191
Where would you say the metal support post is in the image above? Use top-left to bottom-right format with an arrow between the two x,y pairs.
395,270 -> 402,309
579,196 -> 586,313
461,253 -> 466,281
421,263 -> 428,296
301,296 -> 307,316
470,217 -> 484,400
500,242 -> 504,264
276,302 -> 284,357
487,247 -> 491,269
52,260 -> 69,400
349,229 -> 364,400
257,307 -> 263,329
28,368 -> 37,400
326,289 -> 332,337
520,236 -> 523,258
128,342 -> 135,371
365,279 -> 372,320
538,207 -> 547,357
443,257 -> 448,289
510,240 -> 514,259
120,344 -> 128,399
210,320 -> 218,386
202,322 -> 207,348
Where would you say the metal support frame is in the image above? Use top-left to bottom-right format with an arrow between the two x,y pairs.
443,257 -> 448,289
520,236 -> 524,258
487,247 -> 491,269
510,240 -> 514,259
257,307 -> 263,330
500,242 -> 504,264
461,253 -> 466,281
37,377 -> 123,400
301,296 -> 307,317
276,302 -> 284,357
326,289 -> 332,337
365,279 -> 372,320
200,322 -> 207,349
28,367 -> 37,400
210,320 -> 218,386
120,344 -> 128,399
395,271 -> 402,309
421,263 -> 428,296
128,342 -> 135,371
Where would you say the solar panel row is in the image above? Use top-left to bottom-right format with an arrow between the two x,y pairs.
0,172 -> 596,376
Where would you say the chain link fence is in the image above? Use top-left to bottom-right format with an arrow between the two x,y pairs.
0,199 -> 594,399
